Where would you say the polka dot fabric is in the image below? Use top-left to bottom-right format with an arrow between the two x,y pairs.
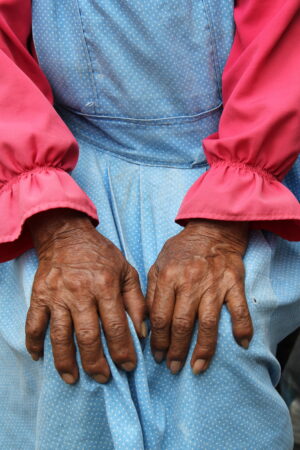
32,0 -> 222,119
1,140 -> 299,449
0,0 -> 299,448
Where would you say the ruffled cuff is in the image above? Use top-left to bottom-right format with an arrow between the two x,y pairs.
0,167 -> 99,262
175,162 -> 300,241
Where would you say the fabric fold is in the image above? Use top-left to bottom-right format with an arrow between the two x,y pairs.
0,167 -> 99,262
176,162 -> 300,240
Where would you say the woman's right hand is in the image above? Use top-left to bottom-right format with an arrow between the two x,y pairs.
26,209 -> 147,385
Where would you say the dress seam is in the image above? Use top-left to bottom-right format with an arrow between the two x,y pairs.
74,0 -> 99,113
201,0 -> 223,98
58,103 -> 223,124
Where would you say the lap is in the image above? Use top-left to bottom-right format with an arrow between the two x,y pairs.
0,235 -> 297,449
0,148 -> 299,448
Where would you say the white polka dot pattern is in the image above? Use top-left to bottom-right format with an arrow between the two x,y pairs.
0,0 -> 299,448
32,0 -> 222,119
0,141 -> 299,448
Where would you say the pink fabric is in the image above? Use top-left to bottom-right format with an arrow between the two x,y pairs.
176,0 -> 300,239
0,0 -> 299,263
0,0 -> 98,262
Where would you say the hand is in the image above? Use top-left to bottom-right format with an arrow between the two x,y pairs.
26,209 -> 146,384
146,219 -> 253,375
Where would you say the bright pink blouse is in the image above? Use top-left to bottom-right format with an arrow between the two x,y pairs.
0,0 -> 299,262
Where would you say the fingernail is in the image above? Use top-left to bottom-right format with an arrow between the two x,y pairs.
169,361 -> 182,375
141,321 -> 148,338
93,374 -> 109,384
153,351 -> 165,363
121,362 -> 136,372
61,373 -> 76,384
31,353 -> 40,361
240,339 -> 249,349
192,359 -> 207,375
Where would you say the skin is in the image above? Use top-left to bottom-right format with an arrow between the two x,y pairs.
146,219 -> 253,375
27,209 -> 147,384
26,209 -> 253,384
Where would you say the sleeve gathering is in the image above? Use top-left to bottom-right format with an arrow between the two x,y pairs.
0,0 -> 99,262
176,0 -> 300,241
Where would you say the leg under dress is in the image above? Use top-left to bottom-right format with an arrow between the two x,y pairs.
0,136 -> 299,449
0,0 -> 300,448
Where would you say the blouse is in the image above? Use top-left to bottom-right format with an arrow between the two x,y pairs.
0,0 -> 299,262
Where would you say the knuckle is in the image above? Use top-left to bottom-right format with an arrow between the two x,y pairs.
196,344 -> 215,359
128,265 -> 139,282
234,272 -> 244,284
51,324 -> 71,346
234,327 -> 253,341
151,315 -> 169,332
32,279 -> 46,294
55,359 -> 72,373
233,305 -> 250,323
26,340 -> 42,354
112,351 -> 133,366
72,300 -> 93,314
172,317 -> 193,338
227,269 -> 244,286
64,276 -> 87,292
81,359 -> 102,374
168,348 -> 186,361
147,265 -> 157,281
234,317 -> 253,337
184,262 -> 202,280
106,321 -> 128,340
224,269 -> 238,284
158,259 -> 180,284
76,328 -> 99,347
160,264 -> 177,281
200,314 -> 218,332
25,323 -> 43,340
98,270 -> 115,288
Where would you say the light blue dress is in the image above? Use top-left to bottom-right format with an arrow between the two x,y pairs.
0,0 -> 299,448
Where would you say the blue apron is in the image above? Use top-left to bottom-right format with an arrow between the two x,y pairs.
0,1 -> 299,448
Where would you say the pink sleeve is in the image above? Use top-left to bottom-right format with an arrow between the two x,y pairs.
176,0 -> 300,241
0,0 -> 99,262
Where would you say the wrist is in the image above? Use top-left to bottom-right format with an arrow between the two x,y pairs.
184,219 -> 249,253
28,208 -> 93,252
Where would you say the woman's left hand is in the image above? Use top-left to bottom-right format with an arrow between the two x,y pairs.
146,219 -> 253,375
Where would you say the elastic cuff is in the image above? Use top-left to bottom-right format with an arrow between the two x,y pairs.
175,162 -> 300,241
0,167 -> 99,262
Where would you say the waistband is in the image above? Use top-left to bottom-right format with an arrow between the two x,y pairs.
57,104 -> 222,168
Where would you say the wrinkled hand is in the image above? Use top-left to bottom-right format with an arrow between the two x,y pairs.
146,219 -> 253,375
26,209 -> 146,384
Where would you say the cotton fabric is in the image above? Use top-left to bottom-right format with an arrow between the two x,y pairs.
0,0 -> 299,448
0,0 -> 299,260
0,137 -> 299,448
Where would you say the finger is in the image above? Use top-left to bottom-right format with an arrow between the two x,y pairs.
225,283 -> 253,349
145,264 -> 158,312
122,265 -> 147,338
191,290 -> 223,375
167,289 -> 198,374
25,303 -> 49,360
97,284 -> 137,372
71,301 -> 110,383
150,273 -> 175,363
50,307 -> 79,384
